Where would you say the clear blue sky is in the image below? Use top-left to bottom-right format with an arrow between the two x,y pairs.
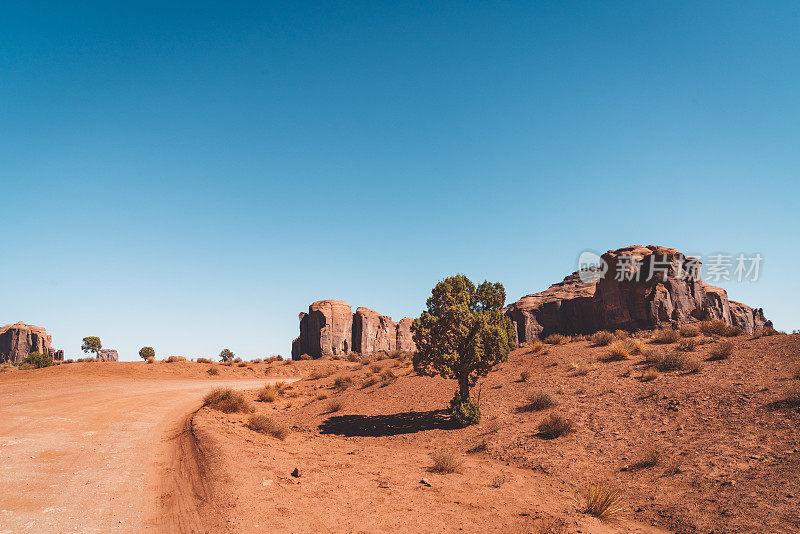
2,1 -> 798,361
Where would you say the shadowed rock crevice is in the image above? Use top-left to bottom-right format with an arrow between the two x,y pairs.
319,410 -> 458,437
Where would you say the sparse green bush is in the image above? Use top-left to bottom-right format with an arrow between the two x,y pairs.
449,392 -> 481,427
247,414 -> 289,440
22,351 -> 53,369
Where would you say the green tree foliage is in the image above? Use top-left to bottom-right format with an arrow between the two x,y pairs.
138,346 -> 155,361
412,274 -> 515,425
219,348 -> 235,362
81,336 -> 102,358
22,351 -> 54,369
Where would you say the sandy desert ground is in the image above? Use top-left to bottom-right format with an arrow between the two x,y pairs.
1,333 -> 798,533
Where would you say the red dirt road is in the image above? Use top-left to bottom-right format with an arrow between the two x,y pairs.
0,371 -> 276,533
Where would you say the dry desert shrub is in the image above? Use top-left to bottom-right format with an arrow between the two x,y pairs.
641,367 -> 659,381
651,328 -> 680,344
299,353 -> 313,360
700,319 -> 742,337
632,446 -> 661,469
428,450 -> 462,474
536,517 -> 566,534
519,369 -> 531,382
246,414 -> 289,440
544,333 -> 568,345
571,361 -> 590,376
490,472 -> 506,488
346,352 -> 360,362
206,367 -> 219,376
333,375 -> 353,391
326,399 -> 344,413
237,362 -> 248,367
613,329 -> 630,339
250,358 -> 263,363
232,357 -> 242,363
591,331 -> 614,346
606,340 -> 634,361
679,324 -> 700,337
165,355 -> 187,363
380,368 -> 397,385
537,414 -> 573,439
527,340 -> 546,354
257,385 -> 281,402
708,340 -> 735,360
631,340 -> 646,355
361,375 -> 380,388
203,388 -> 254,413
196,357 -> 212,364
520,390 -> 557,412
309,368 -> 334,380
580,481 -> 626,521
646,350 -> 699,372
369,362 -> 383,374
677,339 -> 696,352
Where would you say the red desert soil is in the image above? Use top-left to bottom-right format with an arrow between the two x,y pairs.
0,360 -> 296,533
196,334 -> 800,533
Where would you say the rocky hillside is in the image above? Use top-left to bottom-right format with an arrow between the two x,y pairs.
0,322 -> 63,363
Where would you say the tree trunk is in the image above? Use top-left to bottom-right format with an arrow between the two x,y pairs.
458,375 -> 470,401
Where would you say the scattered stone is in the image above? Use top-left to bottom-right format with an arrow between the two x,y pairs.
291,467 -> 301,478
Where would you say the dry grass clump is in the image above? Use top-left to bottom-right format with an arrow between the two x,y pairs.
535,517 -> 566,534
333,375 -> 353,391
203,388 -> 254,413
309,368 -> 335,380
246,414 -> 289,440
613,329 -> 630,339
591,331 -> 615,346
519,390 -> 557,412
326,399 -> 344,412
526,340 -> 546,354
632,446 -> 661,469
196,357 -> 213,364
346,352 -> 360,362
369,362 -> 383,374
677,338 -> 696,352
700,319 -> 742,337
256,385 -> 281,402
380,368 -> 397,385
580,481 -> 626,521
428,450 -> 462,474
641,367 -> 659,381
519,369 -> 531,382
165,355 -> 187,363
544,333 -> 567,345
206,367 -> 219,376
708,339 -> 735,360
490,472 -> 506,488
651,328 -> 680,344
645,350 -> 700,372
679,324 -> 700,337
537,414 -> 573,439
571,361 -> 590,376
237,362 -> 248,367
605,339 -> 634,361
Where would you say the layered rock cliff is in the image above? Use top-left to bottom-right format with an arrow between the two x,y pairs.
504,245 -> 768,342
292,301 -> 417,359
0,322 -> 63,363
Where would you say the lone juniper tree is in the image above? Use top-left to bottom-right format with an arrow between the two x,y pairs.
411,274 -> 515,426
81,336 -> 102,359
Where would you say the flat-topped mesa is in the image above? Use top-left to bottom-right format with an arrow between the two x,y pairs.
505,244 -> 768,343
0,322 -> 63,363
291,300 -> 417,359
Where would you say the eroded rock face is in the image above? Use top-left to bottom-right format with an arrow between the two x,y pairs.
0,322 -> 59,363
353,307 -> 396,354
292,301 -> 417,359
396,317 -> 417,353
505,244 -> 768,342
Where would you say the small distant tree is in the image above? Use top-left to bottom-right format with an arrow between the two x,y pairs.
22,351 -> 54,369
412,274 -> 515,426
139,346 -> 155,361
81,336 -> 102,359
219,348 -> 234,362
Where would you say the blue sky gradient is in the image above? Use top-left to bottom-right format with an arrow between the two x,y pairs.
2,2 -> 798,360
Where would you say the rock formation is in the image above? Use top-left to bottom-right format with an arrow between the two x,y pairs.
98,349 -> 119,362
292,301 -> 417,359
0,322 -> 62,363
505,245 -> 768,342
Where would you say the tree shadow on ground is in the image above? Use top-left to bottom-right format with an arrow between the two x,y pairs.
319,409 -> 458,437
